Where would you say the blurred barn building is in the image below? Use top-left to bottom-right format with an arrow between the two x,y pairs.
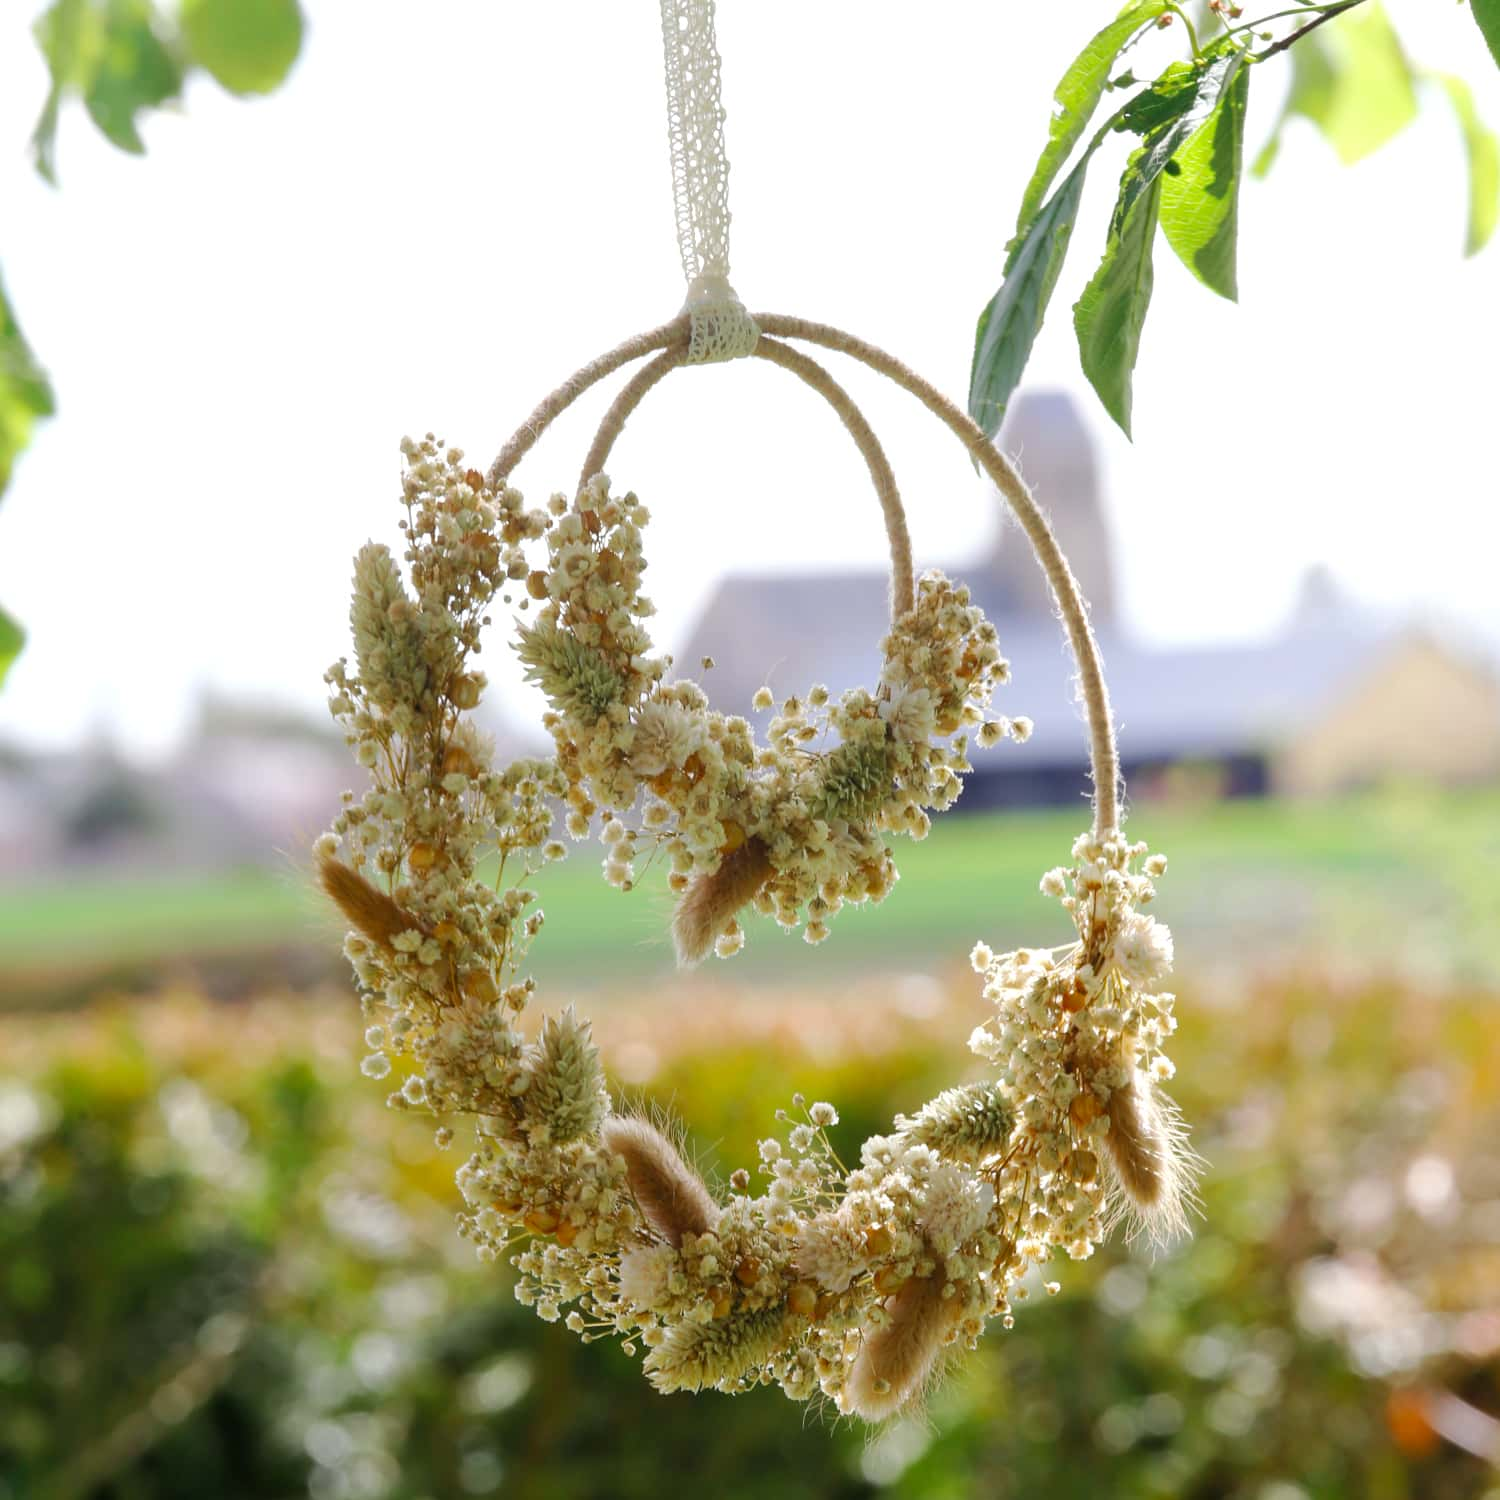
681,391 -> 1500,809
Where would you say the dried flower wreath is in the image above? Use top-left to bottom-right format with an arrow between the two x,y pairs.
315,310 -> 1193,1422
314,0 -> 1193,1427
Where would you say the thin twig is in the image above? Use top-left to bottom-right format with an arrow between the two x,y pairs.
1253,0 -> 1365,61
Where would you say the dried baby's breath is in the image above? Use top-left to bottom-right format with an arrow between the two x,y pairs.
514,472 -> 1021,958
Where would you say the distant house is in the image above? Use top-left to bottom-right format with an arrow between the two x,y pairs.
680,391 -> 1500,808
0,701 -> 354,878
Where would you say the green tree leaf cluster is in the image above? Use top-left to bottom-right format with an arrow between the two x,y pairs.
971,0 -> 1500,441
0,273 -> 55,687
30,0 -> 304,184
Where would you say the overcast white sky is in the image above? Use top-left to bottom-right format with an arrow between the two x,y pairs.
1,1 -> 1497,758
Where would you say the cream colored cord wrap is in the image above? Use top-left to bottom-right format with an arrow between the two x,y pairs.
659,0 -> 759,363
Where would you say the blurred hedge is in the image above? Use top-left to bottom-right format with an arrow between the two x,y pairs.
1,970 -> 1498,1499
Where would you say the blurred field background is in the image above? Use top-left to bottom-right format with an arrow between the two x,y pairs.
6,785 -> 1500,1006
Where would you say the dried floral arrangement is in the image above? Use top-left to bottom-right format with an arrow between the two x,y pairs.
311,0 -> 1209,1428
314,308 -> 1193,1421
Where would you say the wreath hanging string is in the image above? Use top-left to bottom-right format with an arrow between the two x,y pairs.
315,0 -> 1193,1422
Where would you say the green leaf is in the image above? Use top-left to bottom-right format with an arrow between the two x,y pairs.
1318,1 -> 1418,163
30,0 -> 88,183
1161,61 -> 1250,298
1472,0 -> 1500,75
30,0 -> 184,179
1119,57 -> 1211,138
0,603 -> 24,692
1256,1 -> 1417,172
1068,45 -> 1242,434
1013,0 -> 1170,238
1074,173 -> 1163,439
85,0 -> 183,155
180,0 -> 303,96
0,269 -> 56,501
1253,33 -> 1335,177
1434,73 -> 1499,255
1115,50 -> 1244,231
973,46 -> 1239,439
31,88 -> 65,187
969,157 -> 1093,438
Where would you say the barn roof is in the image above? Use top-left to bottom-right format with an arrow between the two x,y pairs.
679,568 -> 1401,769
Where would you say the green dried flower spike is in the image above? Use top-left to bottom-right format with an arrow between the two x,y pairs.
897,1081 -> 1016,1163
522,1006 -> 609,1144
516,619 -> 623,722
644,1305 -> 791,1394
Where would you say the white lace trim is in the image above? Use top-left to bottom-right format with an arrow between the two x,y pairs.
659,0 -> 758,363
682,274 -> 758,364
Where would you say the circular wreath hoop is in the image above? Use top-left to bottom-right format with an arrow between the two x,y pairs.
316,313 -> 1192,1421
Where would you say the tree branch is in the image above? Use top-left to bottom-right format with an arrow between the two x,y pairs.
1253,0 -> 1367,62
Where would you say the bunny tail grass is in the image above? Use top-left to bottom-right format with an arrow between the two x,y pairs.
1102,1077 -> 1194,1245
843,1273 -> 957,1422
316,854 -> 426,950
599,1116 -> 719,1247
671,837 -> 773,966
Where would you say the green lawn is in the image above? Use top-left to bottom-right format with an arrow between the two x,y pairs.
3,786 -> 1498,992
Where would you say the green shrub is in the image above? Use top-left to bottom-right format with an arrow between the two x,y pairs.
1,974 -> 1497,1498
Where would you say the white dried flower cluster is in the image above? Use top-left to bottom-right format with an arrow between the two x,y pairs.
968,834 -> 1194,1260
518,473 -> 1020,959
319,436 -> 581,1131
316,438 -> 1192,1423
